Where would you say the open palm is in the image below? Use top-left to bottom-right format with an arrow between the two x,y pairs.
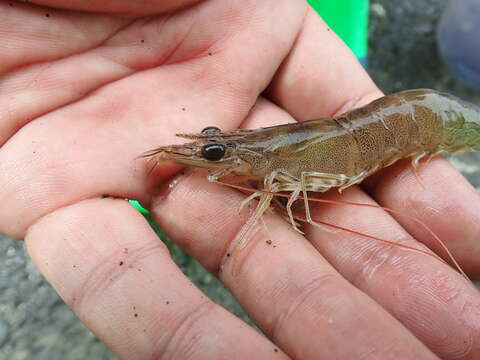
1,1 -> 480,359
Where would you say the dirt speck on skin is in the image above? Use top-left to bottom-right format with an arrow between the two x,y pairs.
119,261 -> 124,266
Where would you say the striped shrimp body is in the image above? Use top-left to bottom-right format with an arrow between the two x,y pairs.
144,89 -> 480,255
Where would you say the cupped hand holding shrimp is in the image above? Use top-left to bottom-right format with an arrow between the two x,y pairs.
1,1 -> 480,359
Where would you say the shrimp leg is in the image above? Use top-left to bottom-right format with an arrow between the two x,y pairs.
273,170 -> 373,234
300,171 -> 350,233
266,170 -> 352,233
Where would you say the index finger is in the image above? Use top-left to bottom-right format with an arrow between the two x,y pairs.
267,7 -> 381,120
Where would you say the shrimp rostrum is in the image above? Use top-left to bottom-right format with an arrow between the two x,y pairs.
143,89 -> 480,254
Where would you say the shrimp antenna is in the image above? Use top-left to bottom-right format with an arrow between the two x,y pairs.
217,181 -> 469,281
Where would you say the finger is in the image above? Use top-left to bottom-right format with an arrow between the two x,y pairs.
304,185 -> 480,360
25,199 -> 287,359
152,173 -> 438,360
0,2 -> 127,76
0,0 -> 307,238
266,6 -> 381,120
151,102 -> 438,360
0,3 -> 129,145
27,0 -> 201,15
362,156 -> 480,277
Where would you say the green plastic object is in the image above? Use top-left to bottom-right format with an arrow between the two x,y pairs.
129,199 -> 149,214
308,0 -> 369,65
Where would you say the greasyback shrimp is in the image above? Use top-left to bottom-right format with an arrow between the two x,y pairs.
143,89 -> 480,272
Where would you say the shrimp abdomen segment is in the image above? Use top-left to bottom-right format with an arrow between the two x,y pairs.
326,89 -> 480,181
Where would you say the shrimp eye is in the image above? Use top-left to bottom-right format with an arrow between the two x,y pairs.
201,126 -> 221,134
201,144 -> 225,161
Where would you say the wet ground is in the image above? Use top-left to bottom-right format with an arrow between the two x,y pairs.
1,0 -> 480,358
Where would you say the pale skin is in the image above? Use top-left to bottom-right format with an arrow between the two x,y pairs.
1,0 -> 480,359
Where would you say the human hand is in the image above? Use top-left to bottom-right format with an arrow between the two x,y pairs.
1,1 -> 480,359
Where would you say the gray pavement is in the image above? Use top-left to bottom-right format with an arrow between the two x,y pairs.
1,0 -> 480,358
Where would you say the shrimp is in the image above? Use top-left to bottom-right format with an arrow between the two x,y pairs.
143,89 -> 480,271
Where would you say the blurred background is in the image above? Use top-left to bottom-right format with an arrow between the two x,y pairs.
1,0 -> 480,358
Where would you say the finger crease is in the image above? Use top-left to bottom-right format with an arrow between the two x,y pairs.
153,300 -> 217,360
70,241 -> 167,310
270,272 -> 339,341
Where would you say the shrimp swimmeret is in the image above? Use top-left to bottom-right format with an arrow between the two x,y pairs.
143,89 -> 480,277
